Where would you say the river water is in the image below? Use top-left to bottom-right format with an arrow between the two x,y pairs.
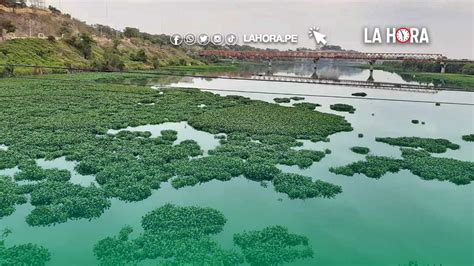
1,63 -> 473,266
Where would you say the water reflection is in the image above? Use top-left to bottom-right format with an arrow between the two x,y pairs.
93,61 -> 425,87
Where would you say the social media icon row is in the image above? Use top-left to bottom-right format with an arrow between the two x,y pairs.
170,34 -> 238,46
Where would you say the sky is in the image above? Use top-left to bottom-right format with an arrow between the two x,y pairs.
46,0 -> 473,59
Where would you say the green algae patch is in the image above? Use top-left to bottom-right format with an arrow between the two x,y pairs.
0,176 -> 28,218
352,92 -> 367,97
462,134 -> 474,142
293,102 -> 321,110
189,103 -> 352,139
350,146 -> 370,155
273,173 -> 342,199
14,166 -> 71,182
375,137 -> 460,153
0,76 -> 348,222
171,156 -> 245,189
274,97 -> 291,103
27,181 -> 111,226
330,148 -> 474,185
234,225 -> 314,266
0,240 -> 51,266
94,204 -> 314,266
291,96 -> 305,101
94,204 -> 243,265
330,156 -> 404,179
330,103 -> 356,113
400,149 -> 474,185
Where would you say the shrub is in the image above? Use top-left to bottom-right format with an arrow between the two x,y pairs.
1,65 -> 14,78
124,27 -> 141,38
130,49 -> 148,63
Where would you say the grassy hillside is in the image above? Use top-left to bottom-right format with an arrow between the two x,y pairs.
0,5 -> 202,75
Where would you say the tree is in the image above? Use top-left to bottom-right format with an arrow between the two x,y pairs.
78,33 -> 95,59
58,21 -> 72,37
94,50 -> 125,71
48,5 -> 61,15
130,49 -> 147,63
123,27 -> 140,38
152,57 -> 160,69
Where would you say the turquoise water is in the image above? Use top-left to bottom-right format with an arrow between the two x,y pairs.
1,70 -> 473,265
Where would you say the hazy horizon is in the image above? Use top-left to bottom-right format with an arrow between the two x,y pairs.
46,0 -> 473,59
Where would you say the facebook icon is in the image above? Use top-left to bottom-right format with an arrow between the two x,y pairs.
170,34 -> 183,46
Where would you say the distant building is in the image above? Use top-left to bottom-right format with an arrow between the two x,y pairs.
26,0 -> 46,9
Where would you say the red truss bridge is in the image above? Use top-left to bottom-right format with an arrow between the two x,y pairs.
199,50 -> 447,62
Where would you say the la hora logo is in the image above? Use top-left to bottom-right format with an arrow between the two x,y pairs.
364,27 -> 430,44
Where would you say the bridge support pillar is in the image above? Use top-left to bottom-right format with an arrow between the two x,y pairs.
367,70 -> 374,82
313,58 -> 319,70
367,60 -> 376,82
266,58 -> 273,75
368,60 -> 376,71
440,62 -> 446,73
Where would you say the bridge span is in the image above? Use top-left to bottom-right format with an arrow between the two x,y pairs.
199,50 -> 446,62
199,50 -> 459,73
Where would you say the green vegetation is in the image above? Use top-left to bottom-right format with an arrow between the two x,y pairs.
171,156 -> 244,188
94,204 -> 314,265
274,97 -> 291,103
358,133 -> 364,138
273,173 -> 342,199
400,149 -> 474,185
375,137 -> 460,153
330,103 -> 356,113
189,103 -> 352,139
94,204 -> 244,265
293,102 -> 321,110
0,176 -> 27,218
330,156 -> 404,179
462,134 -> 474,142
352,92 -> 367,97
0,74 -> 349,223
14,166 -> 71,182
26,181 -> 110,226
0,240 -> 51,266
291,96 -> 305,101
330,148 -> 474,185
411,120 -> 419,124
0,7 -> 204,74
350,146 -> 370,155
234,225 -> 313,266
